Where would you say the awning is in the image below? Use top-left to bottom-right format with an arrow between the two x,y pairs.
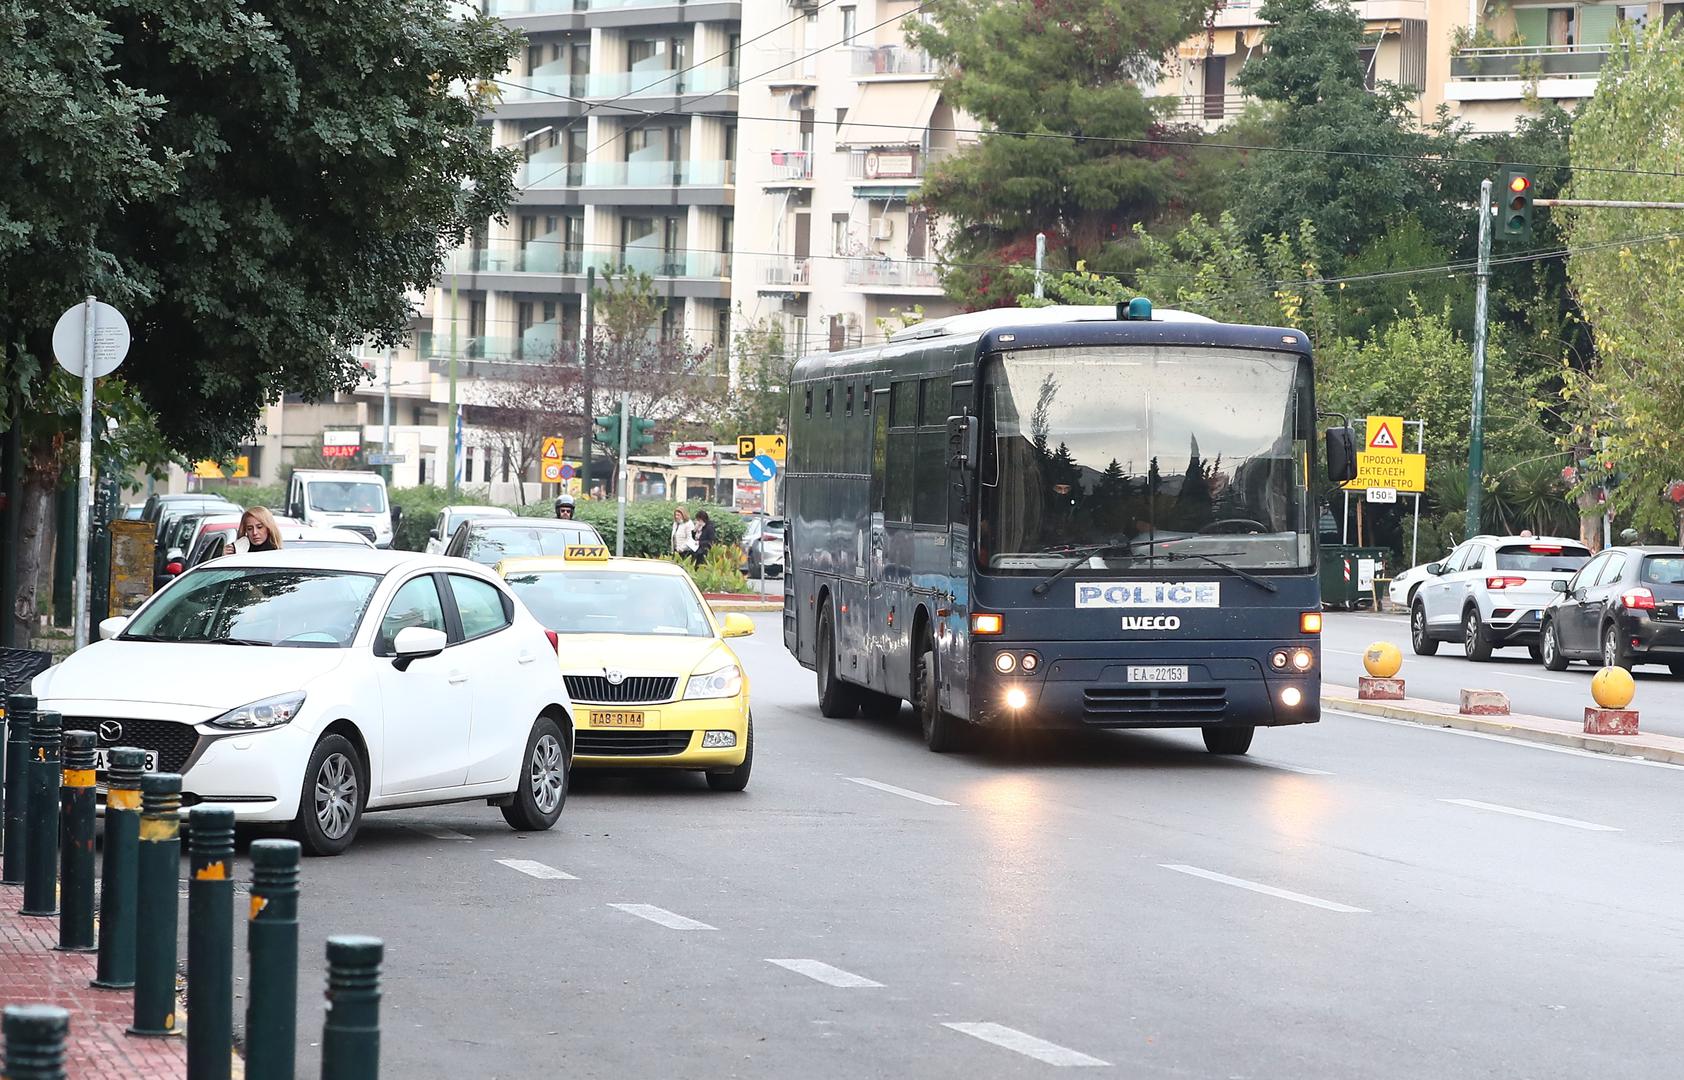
851,185 -> 917,201
837,82 -> 941,149
1177,30 -> 1239,58
1364,19 -> 1404,35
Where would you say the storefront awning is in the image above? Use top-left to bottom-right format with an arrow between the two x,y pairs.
837,83 -> 942,148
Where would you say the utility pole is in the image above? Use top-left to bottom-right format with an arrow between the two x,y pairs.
581,266 -> 595,499
1467,179 -> 1493,535
1033,233 -> 1046,300
381,345 -> 393,483
73,298 -> 96,650
447,269 -> 459,497
615,392 -> 629,557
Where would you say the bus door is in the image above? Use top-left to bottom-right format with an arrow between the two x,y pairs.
866,386 -> 891,693
940,384 -> 972,721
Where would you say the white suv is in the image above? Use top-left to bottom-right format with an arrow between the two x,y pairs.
1410,535 -> 1592,661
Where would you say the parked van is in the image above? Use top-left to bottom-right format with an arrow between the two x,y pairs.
286,469 -> 393,548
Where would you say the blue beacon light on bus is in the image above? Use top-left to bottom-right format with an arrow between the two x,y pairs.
1117,297 -> 1153,321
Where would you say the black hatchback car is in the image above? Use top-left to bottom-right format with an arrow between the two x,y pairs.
1539,546 -> 1684,672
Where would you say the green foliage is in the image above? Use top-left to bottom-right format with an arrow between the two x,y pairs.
660,547 -> 751,595
516,499 -> 745,558
388,484 -> 493,551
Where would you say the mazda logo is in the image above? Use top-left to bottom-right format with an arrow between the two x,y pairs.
605,670 -> 625,685
98,720 -> 123,743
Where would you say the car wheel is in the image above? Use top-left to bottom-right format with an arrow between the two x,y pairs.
1602,623 -> 1632,671
1202,725 -> 1255,755
1540,620 -> 1569,671
1463,609 -> 1493,662
917,645 -> 967,753
816,601 -> 861,719
1527,639 -> 1542,662
501,717 -> 568,832
1410,601 -> 1439,656
290,734 -> 364,857
705,717 -> 753,792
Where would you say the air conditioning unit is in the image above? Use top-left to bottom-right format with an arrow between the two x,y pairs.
870,218 -> 895,240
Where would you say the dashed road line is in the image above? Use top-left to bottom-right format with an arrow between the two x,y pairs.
844,777 -> 957,806
1246,759 -> 1334,776
495,858 -> 577,880
766,959 -> 884,988
942,1023 -> 1110,1067
1442,798 -> 1621,832
410,825 -> 472,841
608,903 -> 717,931
1160,864 -> 1369,913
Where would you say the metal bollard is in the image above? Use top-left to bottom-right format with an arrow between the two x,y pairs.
187,806 -> 235,1080
2,1003 -> 70,1080
129,772 -> 183,1038
1,694 -> 35,884
321,936 -> 383,1080
20,709 -> 61,917
93,747 -> 147,989
55,731 -> 98,951
246,839 -> 301,1080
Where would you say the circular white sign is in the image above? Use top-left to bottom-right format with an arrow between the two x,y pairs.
52,301 -> 131,378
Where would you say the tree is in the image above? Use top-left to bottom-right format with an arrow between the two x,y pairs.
471,356 -> 580,503
709,312 -> 794,443
907,0 -> 1222,307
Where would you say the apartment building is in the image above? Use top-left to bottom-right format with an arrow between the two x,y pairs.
737,0 -> 970,356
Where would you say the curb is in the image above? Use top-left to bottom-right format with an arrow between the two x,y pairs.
1325,691 -> 1684,766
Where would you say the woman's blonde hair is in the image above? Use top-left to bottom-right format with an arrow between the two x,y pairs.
673,507 -> 689,522
239,506 -> 284,549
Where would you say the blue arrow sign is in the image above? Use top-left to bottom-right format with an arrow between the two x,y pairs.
748,454 -> 778,482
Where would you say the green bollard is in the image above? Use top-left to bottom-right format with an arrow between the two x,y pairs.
55,731 -> 98,952
19,709 -> 61,916
321,936 -> 383,1080
187,806 -> 235,1080
2,1003 -> 69,1080
246,839 -> 301,1080
129,772 -> 183,1038
1,694 -> 34,884
93,747 -> 147,989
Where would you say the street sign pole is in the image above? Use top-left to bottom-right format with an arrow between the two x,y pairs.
1468,178 -> 1493,536
74,298 -> 96,650
616,393 -> 629,557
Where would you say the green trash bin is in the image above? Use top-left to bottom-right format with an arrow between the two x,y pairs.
1319,546 -> 1390,610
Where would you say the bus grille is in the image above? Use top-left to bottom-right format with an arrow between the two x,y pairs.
576,731 -> 693,757
1081,686 -> 1227,723
565,676 -> 677,704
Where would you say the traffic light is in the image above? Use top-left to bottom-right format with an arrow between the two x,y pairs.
627,417 -> 657,453
592,413 -> 621,449
1501,169 -> 1533,242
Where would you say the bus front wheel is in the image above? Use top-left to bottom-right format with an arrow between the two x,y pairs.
918,647 -> 967,753
816,602 -> 861,719
1202,725 -> 1255,755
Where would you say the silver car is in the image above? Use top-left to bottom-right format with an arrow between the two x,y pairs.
1410,534 -> 1591,661
742,516 -> 785,578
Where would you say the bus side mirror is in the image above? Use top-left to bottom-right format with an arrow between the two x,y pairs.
1325,426 -> 1358,484
947,415 -> 979,470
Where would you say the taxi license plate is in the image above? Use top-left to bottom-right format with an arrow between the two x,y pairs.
1127,665 -> 1188,683
592,710 -> 645,728
93,748 -> 158,772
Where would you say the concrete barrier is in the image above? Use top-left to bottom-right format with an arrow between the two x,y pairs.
1584,708 -> 1639,736
1459,689 -> 1510,716
1357,676 -> 1406,701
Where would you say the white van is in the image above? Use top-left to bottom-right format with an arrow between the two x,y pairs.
286,469 -> 393,548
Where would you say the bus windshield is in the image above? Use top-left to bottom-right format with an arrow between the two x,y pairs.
977,345 -> 1314,574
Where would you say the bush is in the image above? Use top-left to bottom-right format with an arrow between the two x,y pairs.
660,546 -> 751,594
518,499 -> 745,558
388,484 -> 496,551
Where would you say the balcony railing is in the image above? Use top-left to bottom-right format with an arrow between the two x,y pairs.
580,66 -> 737,98
585,160 -> 734,186
500,73 -> 590,101
845,146 -> 951,181
1154,93 -> 1253,124
849,45 -> 938,77
482,0 -> 703,14
609,249 -> 729,278
516,159 -> 584,188
762,257 -> 811,287
843,257 -> 941,290
445,244 -> 585,275
1449,44 -> 1611,81
767,151 -> 813,181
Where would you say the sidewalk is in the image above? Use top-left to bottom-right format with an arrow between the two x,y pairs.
0,883 -> 187,1078
1325,686 -> 1684,766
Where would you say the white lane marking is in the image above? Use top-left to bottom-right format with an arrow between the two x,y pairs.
1442,798 -> 1621,832
1497,672 -> 1578,685
766,959 -> 884,988
942,1023 -> 1110,1067
1323,648 -> 1368,657
410,825 -> 472,841
844,776 -> 957,806
1160,864 -> 1368,913
495,858 -> 577,880
1327,709 -> 1684,772
608,903 -> 717,931
1247,759 -> 1333,776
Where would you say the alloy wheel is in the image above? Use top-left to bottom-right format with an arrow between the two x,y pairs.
530,733 -> 566,815
314,753 -> 358,840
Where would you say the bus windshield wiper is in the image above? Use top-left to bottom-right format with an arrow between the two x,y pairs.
1160,550 -> 1279,593
1031,544 -> 1138,596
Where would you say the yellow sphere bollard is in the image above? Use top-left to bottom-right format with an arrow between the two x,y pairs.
1591,666 -> 1636,710
1363,641 -> 1403,679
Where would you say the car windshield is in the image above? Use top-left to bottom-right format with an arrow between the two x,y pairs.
122,568 -> 379,647
1495,544 -> 1590,572
306,480 -> 387,514
460,525 -> 603,565
503,571 -> 712,637
1642,556 -> 1684,585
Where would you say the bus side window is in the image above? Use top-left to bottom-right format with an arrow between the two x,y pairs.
914,376 -> 950,526
870,389 -> 890,512
980,387 -> 1000,488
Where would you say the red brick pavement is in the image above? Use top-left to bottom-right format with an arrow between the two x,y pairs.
0,883 -> 187,1078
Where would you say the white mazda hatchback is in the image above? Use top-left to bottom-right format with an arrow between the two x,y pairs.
32,549 -> 574,855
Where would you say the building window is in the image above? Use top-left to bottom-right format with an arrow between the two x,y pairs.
832,213 -> 850,255
841,6 -> 857,43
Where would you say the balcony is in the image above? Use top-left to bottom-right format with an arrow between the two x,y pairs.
580,66 -> 737,98
760,257 -> 812,290
446,243 -> 585,275
483,0 -> 719,14
843,257 -> 942,293
421,335 -> 573,364
1445,43 -> 1609,114
849,45 -> 938,77
763,151 -> 814,187
845,147 -> 951,183
499,73 -> 590,101
1154,93 -> 1252,126
585,160 -> 734,186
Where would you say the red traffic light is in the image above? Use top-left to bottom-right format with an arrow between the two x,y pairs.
1509,174 -> 1531,193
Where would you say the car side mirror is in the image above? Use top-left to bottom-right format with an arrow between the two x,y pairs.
1426,563 -> 1444,576
1551,579 -> 1569,593
1325,426 -> 1358,484
946,414 -> 979,470
720,612 -> 755,639
391,626 -> 448,671
391,506 -> 404,528
428,528 -> 440,541
98,616 -> 130,640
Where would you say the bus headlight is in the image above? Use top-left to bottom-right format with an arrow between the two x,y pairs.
1004,687 -> 1029,710
994,652 -> 1017,674
1020,652 -> 1039,673
1291,648 -> 1314,671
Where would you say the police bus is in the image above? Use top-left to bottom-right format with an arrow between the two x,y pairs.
781,299 -> 1358,753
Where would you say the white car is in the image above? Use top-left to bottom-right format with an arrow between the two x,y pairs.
32,549 -> 574,855
1387,562 -> 1436,610
1410,534 -> 1592,661
425,504 -> 516,554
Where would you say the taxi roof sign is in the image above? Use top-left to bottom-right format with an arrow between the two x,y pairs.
564,544 -> 611,562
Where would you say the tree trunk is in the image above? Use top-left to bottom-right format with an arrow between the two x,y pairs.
10,475 -> 54,646
1576,489 -> 1603,552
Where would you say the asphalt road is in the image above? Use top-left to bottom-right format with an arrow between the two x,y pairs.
202,613 -> 1684,1079
1322,611 -> 1684,738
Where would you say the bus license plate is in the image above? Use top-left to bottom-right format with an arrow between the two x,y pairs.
93,748 -> 158,772
592,710 -> 645,728
1128,666 -> 1187,683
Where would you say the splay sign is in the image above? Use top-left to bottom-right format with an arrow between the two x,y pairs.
1365,415 -> 1405,455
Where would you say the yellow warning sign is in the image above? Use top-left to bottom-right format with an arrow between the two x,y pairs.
1365,416 -> 1405,456
541,436 -> 565,460
1343,452 -> 1426,493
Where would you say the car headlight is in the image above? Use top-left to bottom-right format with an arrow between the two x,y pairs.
684,664 -> 743,700
206,691 -> 307,731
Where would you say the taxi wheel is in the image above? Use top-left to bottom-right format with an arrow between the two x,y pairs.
290,734 -> 364,857
816,602 -> 861,719
501,716 -> 568,832
705,717 -> 753,792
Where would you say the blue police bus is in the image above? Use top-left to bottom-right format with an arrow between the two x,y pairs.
781,300 -> 1358,753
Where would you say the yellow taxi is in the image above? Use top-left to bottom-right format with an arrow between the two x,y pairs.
495,545 -> 755,791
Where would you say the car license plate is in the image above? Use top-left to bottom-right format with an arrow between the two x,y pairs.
592,710 -> 645,728
1127,665 -> 1187,683
93,748 -> 158,772
1676,605 -> 1684,619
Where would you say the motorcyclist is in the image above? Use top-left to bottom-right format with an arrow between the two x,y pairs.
554,493 -> 576,520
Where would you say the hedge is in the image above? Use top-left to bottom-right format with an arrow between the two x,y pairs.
515,498 -> 745,558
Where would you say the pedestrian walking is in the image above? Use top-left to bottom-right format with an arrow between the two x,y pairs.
692,510 -> 717,564
226,506 -> 284,555
671,508 -> 698,561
